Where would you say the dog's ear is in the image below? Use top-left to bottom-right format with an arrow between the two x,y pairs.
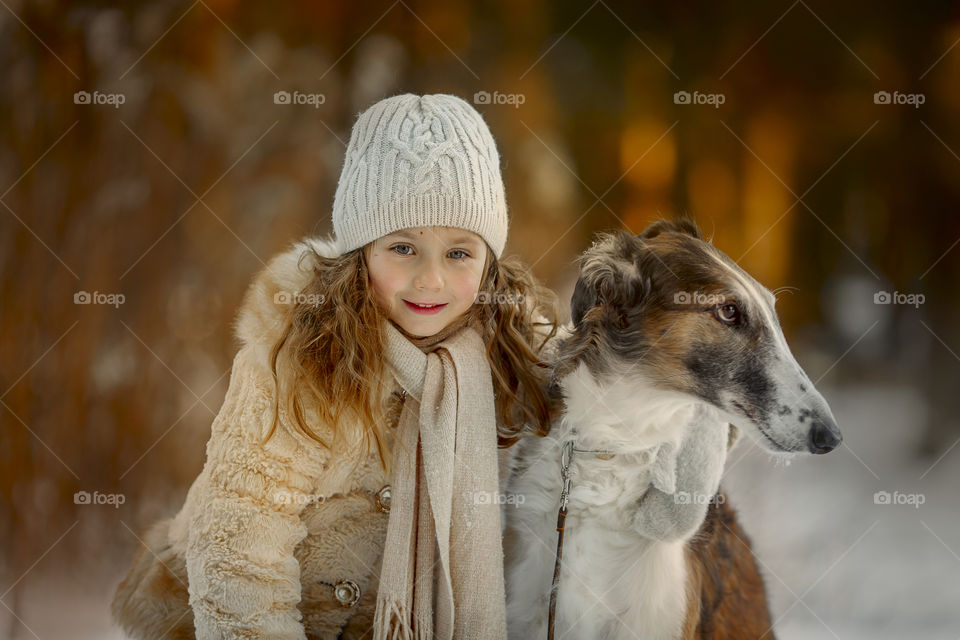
640,216 -> 703,241
570,275 -> 598,328
570,231 -> 649,328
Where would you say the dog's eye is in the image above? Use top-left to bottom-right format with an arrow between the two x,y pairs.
715,303 -> 742,326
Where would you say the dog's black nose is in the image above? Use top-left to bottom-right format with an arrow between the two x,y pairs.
807,418 -> 842,454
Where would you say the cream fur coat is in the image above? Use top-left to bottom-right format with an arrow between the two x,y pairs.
111,236 -> 535,639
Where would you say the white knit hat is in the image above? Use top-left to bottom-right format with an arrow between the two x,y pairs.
332,93 -> 509,258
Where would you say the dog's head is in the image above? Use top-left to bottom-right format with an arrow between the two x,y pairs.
561,219 -> 842,455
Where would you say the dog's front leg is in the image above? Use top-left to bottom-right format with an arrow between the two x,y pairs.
631,419 -> 729,542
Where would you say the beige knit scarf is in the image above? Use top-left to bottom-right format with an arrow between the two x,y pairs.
373,313 -> 508,640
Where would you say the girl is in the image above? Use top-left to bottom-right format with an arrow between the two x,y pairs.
111,93 -> 558,640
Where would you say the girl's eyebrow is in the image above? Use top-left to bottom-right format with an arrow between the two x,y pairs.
449,234 -> 481,245
389,230 -> 480,245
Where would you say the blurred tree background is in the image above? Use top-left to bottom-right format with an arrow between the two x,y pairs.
2,0 -> 959,636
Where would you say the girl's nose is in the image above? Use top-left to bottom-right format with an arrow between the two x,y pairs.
414,261 -> 443,290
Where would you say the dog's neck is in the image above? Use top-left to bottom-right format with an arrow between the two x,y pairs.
555,360 -> 707,453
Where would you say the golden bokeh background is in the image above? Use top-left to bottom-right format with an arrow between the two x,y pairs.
2,1 -> 959,636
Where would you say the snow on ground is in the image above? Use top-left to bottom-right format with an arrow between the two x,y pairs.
722,382 -> 960,639
2,382 -> 958,638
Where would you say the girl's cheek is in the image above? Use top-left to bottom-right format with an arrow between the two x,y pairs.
381,269 -> 412,305
369,263 -> 403,310
452,270 -> 484,304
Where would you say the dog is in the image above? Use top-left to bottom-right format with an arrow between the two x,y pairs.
503,219 -> 843,640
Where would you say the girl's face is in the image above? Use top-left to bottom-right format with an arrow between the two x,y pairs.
364,226 -> 488,338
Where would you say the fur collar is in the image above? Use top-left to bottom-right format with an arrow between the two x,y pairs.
232,235 -> 342,352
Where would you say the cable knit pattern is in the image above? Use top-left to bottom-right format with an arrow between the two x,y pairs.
332,94 -> 509,258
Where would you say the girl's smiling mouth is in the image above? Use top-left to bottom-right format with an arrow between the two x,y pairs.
402,299 -> 448,314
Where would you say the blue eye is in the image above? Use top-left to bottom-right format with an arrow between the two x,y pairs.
449,249 -> 470,260
391,244 -> 414,256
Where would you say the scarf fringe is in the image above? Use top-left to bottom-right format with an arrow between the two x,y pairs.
373,598 -> 414,640
415,607 -> 434,640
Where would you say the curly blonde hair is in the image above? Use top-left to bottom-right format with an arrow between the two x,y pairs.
263,242 -> 558,477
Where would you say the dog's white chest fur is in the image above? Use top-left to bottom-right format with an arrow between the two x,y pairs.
505,442 -> 690,640
504,363 -> 721,640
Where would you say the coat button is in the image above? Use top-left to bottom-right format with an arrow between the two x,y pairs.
376,484 -> 391,513
333,579 -> 361,607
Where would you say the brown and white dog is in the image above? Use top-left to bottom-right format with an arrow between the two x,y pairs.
503,219 -> 842,640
